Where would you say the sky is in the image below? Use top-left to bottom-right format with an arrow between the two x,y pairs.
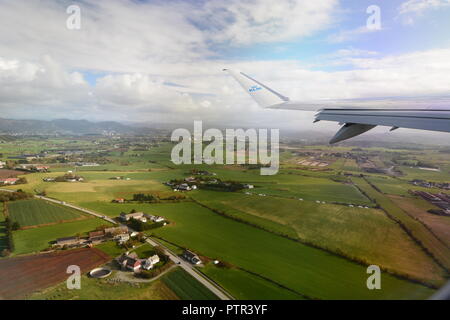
0,0 -> 450,135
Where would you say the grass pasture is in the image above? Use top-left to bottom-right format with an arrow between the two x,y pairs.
191,191 -> 444,284
161,268 -> 219,300
12,218 -> 111,255
29,275 -> 178,300
365,176 -> 443,196
71,196 -> 440,298
8,199 -> 84,228
201,264 -> 305,300
95,241 -> 127,258
398,166 -> 450,182
143,202 -> 435,299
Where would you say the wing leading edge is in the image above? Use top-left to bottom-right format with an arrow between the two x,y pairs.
224,69 -> 450,143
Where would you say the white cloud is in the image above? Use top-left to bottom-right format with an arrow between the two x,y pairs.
0,0 -> 338,73
399,0 -> 450,14
0,55 -> 88,108
0,0 -> 449,134
397,0 -> 450,24
328,26 -> 380,43
197,0 -> 338,46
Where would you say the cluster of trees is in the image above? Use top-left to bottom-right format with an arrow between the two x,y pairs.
16,177 -> 27,185
132,193 -> 157,202
120,234 -> 146,250
0,190 -> 32,202
199,181 -> 245,192
129,193 -> 185,203
240,163 -> 271,170
127,218 -> 165,232
1,217 -> 18,257
54,173 -> 83,182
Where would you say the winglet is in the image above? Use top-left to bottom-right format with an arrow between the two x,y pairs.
224,69 -> 289,108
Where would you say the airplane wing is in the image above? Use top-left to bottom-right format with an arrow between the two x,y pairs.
224,69 -> 450,143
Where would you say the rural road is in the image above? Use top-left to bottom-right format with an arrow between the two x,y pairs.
1,187 -> 233,300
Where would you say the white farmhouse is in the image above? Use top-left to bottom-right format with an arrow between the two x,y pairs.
142,254 -> 160,270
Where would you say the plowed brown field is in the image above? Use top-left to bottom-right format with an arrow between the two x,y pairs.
0,248 -> 110,299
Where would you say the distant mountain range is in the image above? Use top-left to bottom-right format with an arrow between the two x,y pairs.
0,118 -> 141,135
0,117 -> 448,147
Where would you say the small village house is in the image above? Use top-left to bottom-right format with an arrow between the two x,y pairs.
142,254 -> 160,270
116,252 -> 141,272
182,250 -> 201,265
144,214 -> 165,223
0,178 -> 19,185
55,236 -> 85,248
88,231 -> 105,243
104,226 -> 129,236
120,212 -> 147,222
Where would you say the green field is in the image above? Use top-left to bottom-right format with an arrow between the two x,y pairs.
398,166 -> 450,182
3,139 -> 449,299
29,275 -> 178,300
365,176 -> 443,196
12,218 -> 111,255
131,243 -> 156,258
8,199 -> 84,228
190,191 -> 443,284
201,264 -> 305,300
161,268 -> 219,300
95,241 -> 127,258
88,201 -> 436,299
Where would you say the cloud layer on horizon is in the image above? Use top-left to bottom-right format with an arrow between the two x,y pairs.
0,0 -> 449,135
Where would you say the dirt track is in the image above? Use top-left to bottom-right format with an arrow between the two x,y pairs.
0,248 -> 110,299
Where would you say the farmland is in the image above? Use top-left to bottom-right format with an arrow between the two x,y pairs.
0,169 -> 25,179
161,268 -> 219,300
365,176 -> 443,196
388,195 -> 450,248
29,274 -> 179,300
0,248 -> 110,299
352,177 -> 450,273
148,202 -> 434,299
12,218 -> 111,255
201,264 -> 305,300
1,136 -> 449,300
8,199 -> 85,228
66,200 -> 438,298
190,191 -> 444,283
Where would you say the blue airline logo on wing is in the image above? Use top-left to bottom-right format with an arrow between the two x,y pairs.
248,85 -> 262,93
